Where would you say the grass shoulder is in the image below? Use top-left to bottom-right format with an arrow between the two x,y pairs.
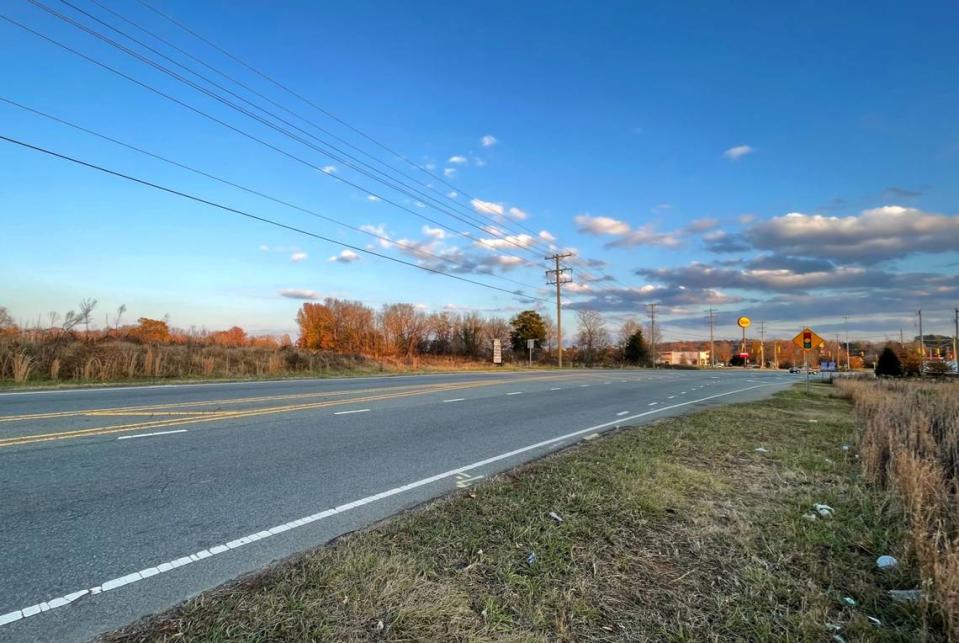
103,383 -> 933,642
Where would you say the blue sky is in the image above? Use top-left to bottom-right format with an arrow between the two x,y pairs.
2,0 -> 958,342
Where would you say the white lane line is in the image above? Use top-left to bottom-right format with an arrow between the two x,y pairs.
667,395 -> 675,399
506,391 -> 523,396
681,391 -> 687,394
333,409 -> 370,415
442,398 -> 465,403
579,384 -> 589,388
117,429 -> 187,441
549,387 -> 562,391
648,402 -> 658,406
0,381 -> 783,629
616,411 -> 629,416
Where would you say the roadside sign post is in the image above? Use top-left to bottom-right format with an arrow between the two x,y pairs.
527,338 -> 535,367
493,339 -> 502,365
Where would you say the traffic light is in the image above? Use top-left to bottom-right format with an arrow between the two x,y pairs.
802,330 -> 813,350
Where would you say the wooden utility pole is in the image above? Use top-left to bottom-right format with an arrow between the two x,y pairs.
706,308 -> 716,367
918,309 -> 925,375
545,253 -> 573,367
647,303 -> 658,367
758,320 -> 766,368
954,307 -> 958,369
843,315 -> 851,371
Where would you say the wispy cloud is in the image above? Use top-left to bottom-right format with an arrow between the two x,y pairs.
723,145 -> 754,160
574,214 -> 630,235
329,249 -> 360,263
508,207 -> 528,221
321,165 -> 337,174
443,167 -> 456,177
280,289 -> 323,300
290,252 -> 308,263
366,195 -> 380,202
481,134 -> 497,147
422,225 -> 446,240
471,198 -> 505,217
448,155 -> 468,164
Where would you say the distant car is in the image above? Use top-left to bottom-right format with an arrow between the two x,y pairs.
789,367 -> 801,373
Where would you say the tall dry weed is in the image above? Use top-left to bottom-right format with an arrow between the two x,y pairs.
836,378 -> 959,639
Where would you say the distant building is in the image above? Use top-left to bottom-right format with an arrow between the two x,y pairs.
658,350 -> 710,366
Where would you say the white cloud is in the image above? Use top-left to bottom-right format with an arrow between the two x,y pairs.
360,223 -> 392,248
290,252 -> 308,263
508,207 -> 528,221
280,289 -> 323,300
448,155 -> 468,164
745,205 -> 959,263
425,162 -> 436,171
443,167 -> 456,177
329,249 -> 360,263
723,145 -> 754,160
566,282 -> 593,294
447,190 -> 458,198
471,198 -> 505,217
475,233 -> 536,250
321,165 -> 337,174
538,229 -> 556,243
422,225 -> 446,240
574,214 -> 630,235
367,195 -> 380,202
481,134 -> 497,147
473,157 -> 487,167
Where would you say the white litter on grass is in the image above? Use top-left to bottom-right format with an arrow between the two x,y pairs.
876,555 -> 899,570
888,589 -> 921,603
809,419 -> 819,423
755,447 -> 769,453
802,513 -> 818,522
548,511 -> 564,524
842,596 -> 857,606
813,503 -> 834,517
841,444 -> 850,452
867,616 -> 882,627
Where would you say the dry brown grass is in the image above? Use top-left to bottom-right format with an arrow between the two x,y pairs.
836,378 -> 959,639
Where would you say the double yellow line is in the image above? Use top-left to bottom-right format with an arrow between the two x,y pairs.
0,374 -> 577,449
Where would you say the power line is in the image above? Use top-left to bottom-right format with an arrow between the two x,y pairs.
0,94 -> 543,293
5,8 -> 541,264
0,133 -> 549,303
133,0 -> 556,245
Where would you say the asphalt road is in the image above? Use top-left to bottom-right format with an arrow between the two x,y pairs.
0,368 -> 794,642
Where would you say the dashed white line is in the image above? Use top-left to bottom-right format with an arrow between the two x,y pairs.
506,391 -> 523,396
667,395 -> 675,399
579,384 -> 589,388
549,387 -> 562,391
616,411 -> 629,416
681,391 -> 687,394
648,402 -> 658,406
117,429 -> 187,441
333,409 -> 370,415
0,381 -> 785,629
442,398 -> 465,403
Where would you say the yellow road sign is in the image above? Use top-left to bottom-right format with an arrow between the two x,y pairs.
737,316 -> 751,329
793,327 -> 825,351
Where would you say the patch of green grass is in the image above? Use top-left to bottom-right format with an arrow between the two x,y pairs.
103,384 -> 937,642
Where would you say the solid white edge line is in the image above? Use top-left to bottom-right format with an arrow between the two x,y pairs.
116,430 -> 188,441
506,391 -> 523,396
0,381 -> 783,628
333,409 -> 370,415
442,398 -> 465,403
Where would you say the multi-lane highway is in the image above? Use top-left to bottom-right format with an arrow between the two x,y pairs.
0,368 -> 792,641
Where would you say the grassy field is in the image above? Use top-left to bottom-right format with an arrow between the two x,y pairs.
103,384 -> 937,642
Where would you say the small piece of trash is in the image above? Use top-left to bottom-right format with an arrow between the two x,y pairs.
526,552 -> 537,565
813,503 -> 834,517
802,513 -> 818,522
548,511 -> 564,523
876,555 -> 899,570
825,623 -> 842,632
842,596 -> 857,606
755,447 -> 769,453
867,616 -> 881,627
832,635 -> 847,643
809,419 -> 819,423
888,589 -> 921,603
375,620 -> 384,631
841,444 -> 850,452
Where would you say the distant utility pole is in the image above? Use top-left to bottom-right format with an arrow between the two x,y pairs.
545,252 -> 573,368
706,307 -> 716,367
900,328 -> 904,348
843,315 -> 851,371
758,320 -> 766,368
918,309 -> 925,376
647,303 -> 658,367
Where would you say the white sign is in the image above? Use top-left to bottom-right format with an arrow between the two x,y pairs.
527,339 -> 535,349
493,338 -> 502,364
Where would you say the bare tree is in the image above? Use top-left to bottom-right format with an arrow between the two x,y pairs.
576,309 -> 609,366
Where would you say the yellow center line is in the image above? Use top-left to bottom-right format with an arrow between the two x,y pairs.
0,373 -> 580,448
